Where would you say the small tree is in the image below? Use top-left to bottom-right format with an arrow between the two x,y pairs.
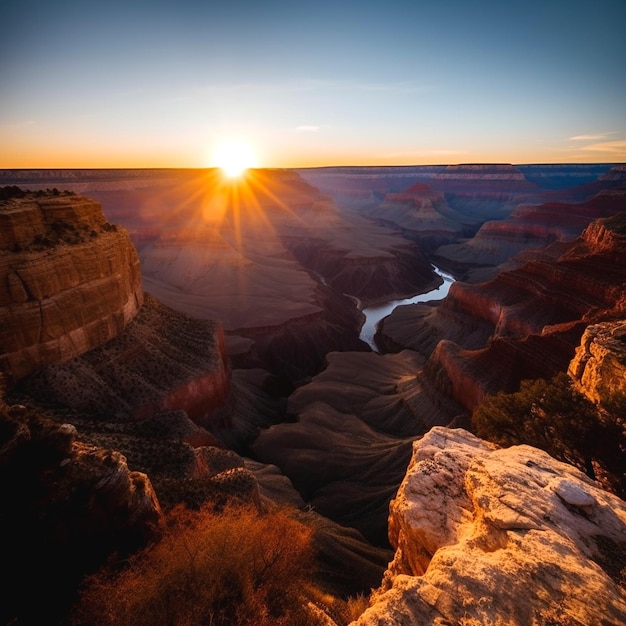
472,373 -> 625,496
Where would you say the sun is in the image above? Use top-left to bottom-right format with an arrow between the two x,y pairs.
213,140 -> 257,178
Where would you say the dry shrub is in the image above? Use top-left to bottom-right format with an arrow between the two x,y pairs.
343,593 -> 371,622
306,589 -> 371,626
71,504 -> 321,626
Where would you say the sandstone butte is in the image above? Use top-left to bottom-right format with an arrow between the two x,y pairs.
0,190 -> 231,425
0,190 -> 143,380
352,426 -> 626,626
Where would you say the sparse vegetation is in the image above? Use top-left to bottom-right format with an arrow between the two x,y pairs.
471,373 -> 626,497
71,504 -> 325,626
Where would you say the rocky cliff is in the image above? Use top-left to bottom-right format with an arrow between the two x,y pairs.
378,210 -> 626,414
0,402 -> 162,623
434,187 -> 626,279
352,427 -> 626,626
1,188 -> 236,427
0,188 -> 143,381
20,293 -> 232,426
569,320 -> 626,404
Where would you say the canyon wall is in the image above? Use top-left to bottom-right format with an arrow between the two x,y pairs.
379,210 -> 626,414
0,190 -> 143,381
569,320 -> 626,404
21,293 -> 232,427
434,187 -> 626,278
352,427 -> 626,626
1,189 -> 234,427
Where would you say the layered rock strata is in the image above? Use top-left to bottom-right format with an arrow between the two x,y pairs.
362,182 -> 479,251
0,190 -> 143,381
251,350 -> 464,544
379,211 -> 626,413
569,320 -> 626,404
435,187 -> 626,278
352,427 -> 626,626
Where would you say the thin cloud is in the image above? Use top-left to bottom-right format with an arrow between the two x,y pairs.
295,125 -> 321,132
569,132 -> 615,141
0,120 -> 35,130
580,139 -> 626,154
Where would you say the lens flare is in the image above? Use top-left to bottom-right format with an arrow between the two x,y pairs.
213,140 -> 257,178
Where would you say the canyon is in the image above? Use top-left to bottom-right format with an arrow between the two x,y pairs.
0,190 -> 143,381
0,162 -> 625,625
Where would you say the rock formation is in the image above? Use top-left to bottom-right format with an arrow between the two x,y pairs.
352,427 -> 626,626
361,182 -> 476,252
0,189 -> 143,381
19,293 -> 232,426
435,187 -> 626,279
250,350 -> 464,544
378,210 -> 626,414
599,164 -> 626,183
0,189 -> 235,427
569,320 -> 626,404
0,402 -> 162,624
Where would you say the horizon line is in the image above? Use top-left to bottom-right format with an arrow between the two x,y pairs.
0,161 -> 624,172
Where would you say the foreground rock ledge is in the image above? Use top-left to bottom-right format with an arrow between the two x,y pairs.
353,427 -> 626,626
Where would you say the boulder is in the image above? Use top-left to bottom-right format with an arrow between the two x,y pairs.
352,427 -> 626,625
569,320 -> 626,404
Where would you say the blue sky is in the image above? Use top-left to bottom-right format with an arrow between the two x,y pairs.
1,0 -> 625,167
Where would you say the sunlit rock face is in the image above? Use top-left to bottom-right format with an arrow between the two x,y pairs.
380,210 -> 626,413
352,427 -> 626,626
569,320 -> 626,404
0,189 -> 143,381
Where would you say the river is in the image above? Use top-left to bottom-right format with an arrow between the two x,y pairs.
359,266 -> 456,351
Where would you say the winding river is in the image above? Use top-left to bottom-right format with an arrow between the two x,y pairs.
359,266 -> 456,352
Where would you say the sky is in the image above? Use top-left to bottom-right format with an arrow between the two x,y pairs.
1,0 -> 625,168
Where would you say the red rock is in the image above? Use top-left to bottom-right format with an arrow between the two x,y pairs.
0,192 -> 143,381
380,210 -> 626,416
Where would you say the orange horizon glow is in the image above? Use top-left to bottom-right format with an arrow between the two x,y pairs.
1,143 -> 625,171
1,136 -> 624,171
3,156 -> 625,170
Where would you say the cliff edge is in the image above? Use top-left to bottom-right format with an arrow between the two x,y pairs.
0,188 -> 143,381
569,320 -> 626,405
352,427 -> 626,625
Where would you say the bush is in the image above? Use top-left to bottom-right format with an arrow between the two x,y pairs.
471,373 -> 625,497
71,504 -> 322,626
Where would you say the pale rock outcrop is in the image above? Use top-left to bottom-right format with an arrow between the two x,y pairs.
0,191 -> 143,380
353,427 -> 626,626
569,320 -> 626,404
